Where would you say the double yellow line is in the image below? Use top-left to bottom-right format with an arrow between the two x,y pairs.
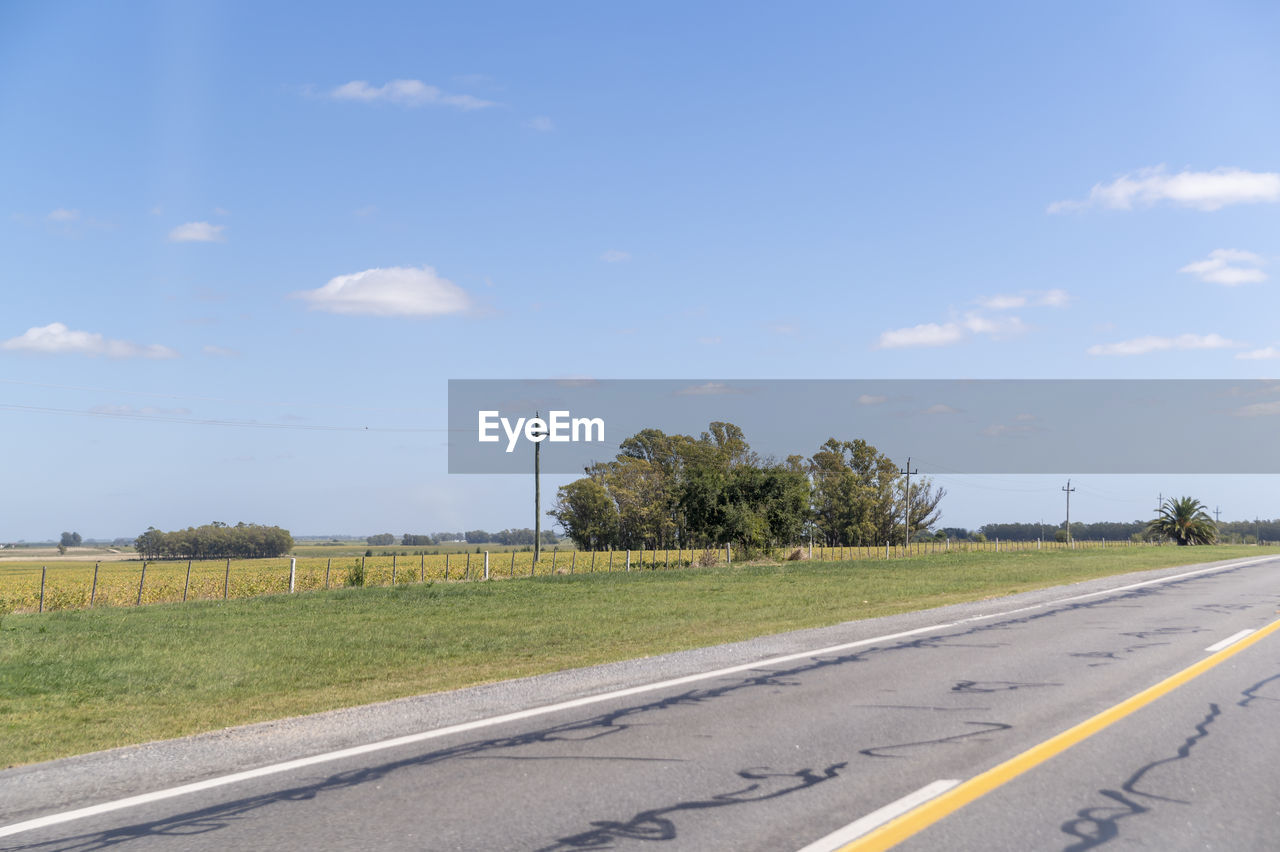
841,616 -> 1280,851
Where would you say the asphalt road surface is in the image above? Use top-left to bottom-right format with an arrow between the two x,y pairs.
3,554 -> 1279,851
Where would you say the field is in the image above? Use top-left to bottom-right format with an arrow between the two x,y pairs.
2,538 -> 1157,614
0,544 -> 1269,767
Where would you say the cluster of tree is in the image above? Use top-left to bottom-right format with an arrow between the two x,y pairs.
365,530 -> 560,547
134,522 -> 294,560
973,521 -> 1150,542
549,422 -> 944,554
438,529 -> 558,545
60,531 -> 82,547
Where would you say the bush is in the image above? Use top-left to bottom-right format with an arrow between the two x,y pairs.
787,547 -> 805,561
345,560 -> 366,587
696,548 -> 718,567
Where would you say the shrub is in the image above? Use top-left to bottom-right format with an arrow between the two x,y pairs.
345,560 -> 366,587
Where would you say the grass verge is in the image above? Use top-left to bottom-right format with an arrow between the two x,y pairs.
0,545 -> 1267,767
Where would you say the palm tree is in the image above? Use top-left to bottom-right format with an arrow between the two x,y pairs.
1147,496 -> 1217,546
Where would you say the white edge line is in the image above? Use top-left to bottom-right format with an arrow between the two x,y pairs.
794,779 -> 960,852
1205,628 -> 1255,653
1,555 -> 1271,840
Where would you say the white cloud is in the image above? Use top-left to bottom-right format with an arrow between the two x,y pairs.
202,345 -> 240,358
47,208 -> 80,222
877,322 -> 966,349
675,382 -> 746,396
2,323 -> 179,359
978,294 -> 1026,310
961,314 -> 1026,337
1233,401 -> 1280,417
524,116 -> 554,132
979,289 -> 1070,310
1049,166 -> 1280,213
168,222 -> 225,243
330,80 -> 494,110
1237,346 -> 1280,360
1087,333 -> 1242,356
600,249 -> 631,263
922,403 -> 960,415
1179,249 -> 1267,286
292,266 -> 472,317
857,394 -> 887,405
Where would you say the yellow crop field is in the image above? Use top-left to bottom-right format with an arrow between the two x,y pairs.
0,538 -> 1142,614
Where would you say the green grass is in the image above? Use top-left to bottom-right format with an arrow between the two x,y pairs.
0,545 -> 1266,767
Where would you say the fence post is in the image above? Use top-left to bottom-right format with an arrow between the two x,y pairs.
184,560 -> 192,602
420,553 -> 425,583
626,549 -> 631,572
552,548 -> 557,573
289,557 -> 297,593
608,550 -> 613,571
726,543 -> 731,565
484,551 -> 490,580
325,558 -> 331,589
445,553 -> 450,580
591,550 -> 596,572
665,548 -> 670,569
39,566 -> 46,613
136,562 -> 147,606
571,550 -> 576,573
465,552 -> 471,580
510,550 -> 516,578
90,561 -> 99,607
224,558 -> 230,599
392,554 -> 397,586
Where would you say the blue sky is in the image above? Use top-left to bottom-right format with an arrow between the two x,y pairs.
4,1 -> 1280,541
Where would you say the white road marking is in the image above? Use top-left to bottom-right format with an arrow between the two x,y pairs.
0,555 -> 1272,840
1205,628 -> 1255,652
795,780 -> 959,852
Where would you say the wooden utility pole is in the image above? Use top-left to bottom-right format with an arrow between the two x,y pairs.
900,457 -> 918,547
1063,479 -> 1077,544
534,411 -> 542,566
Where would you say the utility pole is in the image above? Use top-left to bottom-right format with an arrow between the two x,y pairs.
1214,506 -> 1221,524
1155,493 -> 1163,515
1062,479 -> 1077,544
900,457 -> 918,547
533,411 -> 543,565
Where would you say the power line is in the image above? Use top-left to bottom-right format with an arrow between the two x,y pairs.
0,403 -> 443,432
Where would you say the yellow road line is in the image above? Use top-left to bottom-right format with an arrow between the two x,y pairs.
840,616 -> 1280,851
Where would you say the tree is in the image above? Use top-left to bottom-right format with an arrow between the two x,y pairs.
1147,496 -> 1217,546
550,479 -> 618,550
60,531 -> 82,548
366,533 -> 395,546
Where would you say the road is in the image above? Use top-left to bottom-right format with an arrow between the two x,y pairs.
2,554 -> 1278,851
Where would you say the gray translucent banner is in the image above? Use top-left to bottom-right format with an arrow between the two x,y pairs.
448,380 -> 1280,474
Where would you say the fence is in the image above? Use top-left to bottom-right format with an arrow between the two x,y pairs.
0,538 -> 1261,615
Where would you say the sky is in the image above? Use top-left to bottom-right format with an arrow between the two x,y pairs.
4,1 -> 1280,541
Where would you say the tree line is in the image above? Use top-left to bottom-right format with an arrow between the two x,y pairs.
549,422 -> 944,554
134,522 -> 294,560
365,529 -> 559,546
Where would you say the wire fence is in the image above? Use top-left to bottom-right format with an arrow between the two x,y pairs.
1,538 -> 1264,614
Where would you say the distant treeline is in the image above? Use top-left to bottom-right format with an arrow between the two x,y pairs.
135,522 -> 294,559
365,529 -> 559,547
942,518 -> 1280,543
